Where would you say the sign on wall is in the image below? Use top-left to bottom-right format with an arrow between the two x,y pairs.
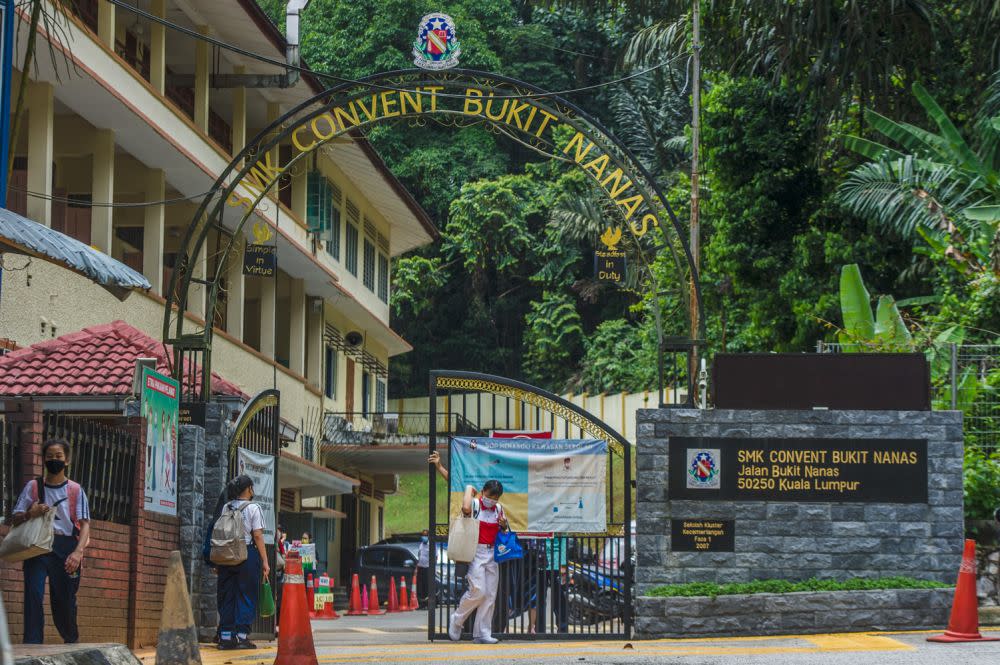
450,437 -> 607,533
141,368 -> 179,516
668,437 -> 928,503
237,447 -> 276,544
671,519 -> 735,552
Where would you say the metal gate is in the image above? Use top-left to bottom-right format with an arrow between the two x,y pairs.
428,371 -> 633,640
228,389 -> 281,638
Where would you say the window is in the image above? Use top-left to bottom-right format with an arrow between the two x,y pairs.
326,182 -> 342,260
306,171 -> 329,233
377,253 -> 389,303
359,500 -> 372,546
363,238 -> 376,291
378,507 -> 385,542
361,545 -> 384,567
303,435 -> 315,462
346,223 -> 359,276
376,378 -> 386,413
362,371 -> 371,418
324,346 -> 338,399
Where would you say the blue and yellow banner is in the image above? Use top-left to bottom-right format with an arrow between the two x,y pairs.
449,437 -> 607,533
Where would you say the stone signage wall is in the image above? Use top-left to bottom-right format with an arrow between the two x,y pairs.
635,409 -> 964,591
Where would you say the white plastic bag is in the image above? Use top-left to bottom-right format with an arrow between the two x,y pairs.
447,512 -> 480,563
0,510 -> 55,562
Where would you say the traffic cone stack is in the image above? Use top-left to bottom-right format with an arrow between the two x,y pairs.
316,574 -> 339,620
346,573 -> 365,616
399,577 -> 411,612
361,585 -> 369,613
274,552 -> 319,665
367,576 -> 386,615
387,576 -> 400,612
409,572 -> 420,611
306,573 -> 317,619
928,539 -> 999,643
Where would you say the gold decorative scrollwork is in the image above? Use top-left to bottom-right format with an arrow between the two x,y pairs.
434,376 -> 625,456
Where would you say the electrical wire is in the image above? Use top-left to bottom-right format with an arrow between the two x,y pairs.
6,185 -> 214,207
106,0 -> 688,102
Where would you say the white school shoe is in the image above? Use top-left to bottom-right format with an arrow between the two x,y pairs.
473,635 -> 499,644
448,615 -> 462,641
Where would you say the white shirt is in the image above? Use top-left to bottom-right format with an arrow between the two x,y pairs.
417,541 -> 430,568
14,480 -> 90,537
228,500 -> 265,544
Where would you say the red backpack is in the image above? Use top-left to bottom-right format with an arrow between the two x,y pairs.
30,478 -> 83,537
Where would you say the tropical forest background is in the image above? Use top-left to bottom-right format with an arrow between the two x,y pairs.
255,0 -> 1000,399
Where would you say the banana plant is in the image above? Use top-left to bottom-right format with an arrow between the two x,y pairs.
838,264 -> 913,352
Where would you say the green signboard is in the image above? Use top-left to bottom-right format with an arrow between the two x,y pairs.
141,367 -> 179,516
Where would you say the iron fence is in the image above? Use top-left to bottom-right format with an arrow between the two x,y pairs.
1,419 -> 20,521
43,413 -> 138,525
321,411 -> 484,447
816,342 -> 1000,452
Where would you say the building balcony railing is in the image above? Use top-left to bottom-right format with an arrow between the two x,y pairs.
321,411 -> 483,447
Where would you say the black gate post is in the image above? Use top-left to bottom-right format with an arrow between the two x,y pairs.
428,371 -> 438,641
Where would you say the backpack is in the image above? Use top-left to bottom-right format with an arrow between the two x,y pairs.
31,478 -> 82,537
209,502 -> 248,566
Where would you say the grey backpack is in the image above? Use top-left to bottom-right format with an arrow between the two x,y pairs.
210,503 -> 248,566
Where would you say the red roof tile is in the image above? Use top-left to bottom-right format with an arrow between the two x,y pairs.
0,320 -> 246,398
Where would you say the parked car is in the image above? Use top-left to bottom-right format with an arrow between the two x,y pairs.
355,542 -> 459,605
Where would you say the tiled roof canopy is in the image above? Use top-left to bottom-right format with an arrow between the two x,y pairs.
0,320 -> 244,398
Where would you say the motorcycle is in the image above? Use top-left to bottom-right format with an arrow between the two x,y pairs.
565,560 -> 626,625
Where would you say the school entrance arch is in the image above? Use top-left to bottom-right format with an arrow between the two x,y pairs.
428,370 -> 633,640
161,69 -> 703,402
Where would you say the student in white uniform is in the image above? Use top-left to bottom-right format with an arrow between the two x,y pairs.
448,479 -> 506,644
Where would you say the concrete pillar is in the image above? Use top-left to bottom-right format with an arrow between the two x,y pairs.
306,299 -> 324,386
91,129 -> 115,254
194,26 -> 210,132
143,170 -> 165,294
266,101 -> 280,170
226,234 -> 246,341
231,67 -> 247,157
97,0 -> 115,49
150,0 -> 166,94
260,273 -> 276,357
289,278 -> 306,375
26,81 -> 53,226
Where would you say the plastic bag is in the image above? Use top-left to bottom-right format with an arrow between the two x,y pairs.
0,510 -> 55,562
494,530 -> 523,563
259,577 -> 276,617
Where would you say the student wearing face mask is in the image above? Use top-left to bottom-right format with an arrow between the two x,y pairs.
11,439 -> 91,644
416,529 -> 430,607
448,479 -> 506,644
216,475 -> 269,649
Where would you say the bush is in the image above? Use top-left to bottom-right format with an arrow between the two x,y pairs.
964,446 -> 1000,521
646,577 -> 948,598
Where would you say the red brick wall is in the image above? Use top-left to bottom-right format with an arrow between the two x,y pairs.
0,406 -> 180,648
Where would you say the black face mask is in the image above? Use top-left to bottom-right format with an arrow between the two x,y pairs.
45,459 -> 67,475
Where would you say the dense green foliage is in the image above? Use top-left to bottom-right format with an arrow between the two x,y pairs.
646,577 -> 949,598
256,1 -> 1000,398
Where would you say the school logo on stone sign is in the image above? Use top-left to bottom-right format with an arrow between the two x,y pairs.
413,13 -> 461,70
687,449 -> 720,489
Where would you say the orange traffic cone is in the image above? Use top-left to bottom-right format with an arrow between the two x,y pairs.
928,539 -> 1000,643
346,573 -> 366,616
274,552 -> 319,665
409,572 -> 420,611
399,577 -> 411,612
306,573 -> 317,619
387,576 -> 400,612
316,574 -> 339,620
368,576 -> 386,615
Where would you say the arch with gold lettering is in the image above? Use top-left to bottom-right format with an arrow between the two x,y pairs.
163,70 -> 703,399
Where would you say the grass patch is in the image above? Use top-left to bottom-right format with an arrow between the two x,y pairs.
646,577 -> 950,598
384,472 -> 449,535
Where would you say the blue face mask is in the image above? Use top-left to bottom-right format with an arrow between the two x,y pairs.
421,536 -> 428,543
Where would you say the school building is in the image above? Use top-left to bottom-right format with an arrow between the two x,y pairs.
0,0 -> 436,645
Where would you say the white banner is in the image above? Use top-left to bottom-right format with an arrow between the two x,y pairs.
237,447 -> 276,544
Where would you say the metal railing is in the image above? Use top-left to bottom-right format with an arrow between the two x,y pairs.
321,411 -> 484,446
44,414 -> 138,525
1,420 -> 20,521
816,342 -> 1000,452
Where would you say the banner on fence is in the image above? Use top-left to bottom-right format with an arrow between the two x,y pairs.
236,447 -> 276,544
141,368 -> 179,516
449,437 -> 607,533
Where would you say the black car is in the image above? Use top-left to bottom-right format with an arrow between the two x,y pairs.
355,542 -> 459,605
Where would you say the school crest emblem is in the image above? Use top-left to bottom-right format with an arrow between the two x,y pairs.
412,13 -> 461,70
686,449 -> 721,489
